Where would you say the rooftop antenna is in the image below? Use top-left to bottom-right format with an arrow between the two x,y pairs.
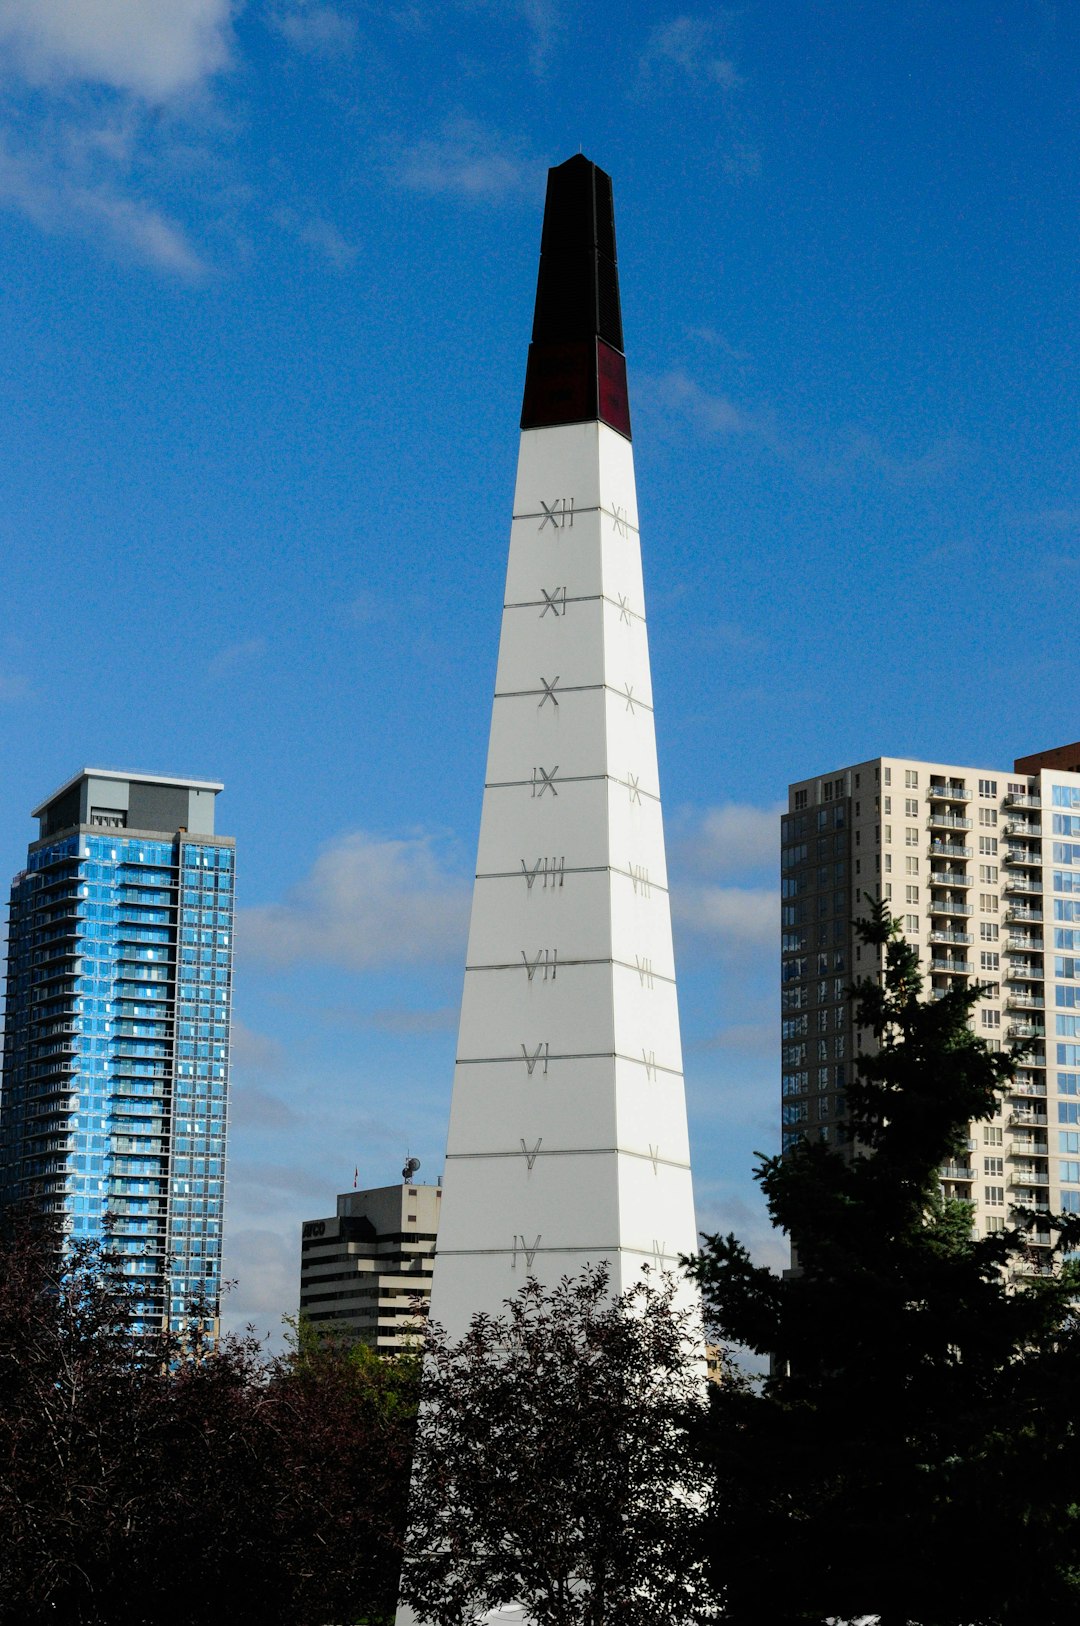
402,1155 -> 421,1184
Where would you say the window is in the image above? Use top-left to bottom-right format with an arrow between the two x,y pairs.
979,894 -> 999,913
906,826 -> 919,846
905,885 -> 919,904
978,779 -> 998,798
984,1186 -> 1004,1206
979,922 -> 1000,942
981,1009 -> 1000,1028
794,789 -> 808,810
884,853 -> 892,873
884,798 -> 892,815
980,951 -> 1000,970
979,808 -> 998,827
905,800 -> 919,819
905,770 -> 918,788
904,914 -> 919,932
985,1215 -> 1006,1233
984,1156 -> 1004,1176
1062,1162 -> 1080,1184
979,865 -> 999,883
984,1126 -> 1003,1146
1061,1131 -> 1080,1152
884,767 -> 892,785
905,856 -> 919,874
979,836 -> 998,856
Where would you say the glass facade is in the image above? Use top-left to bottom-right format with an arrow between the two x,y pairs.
0,813 -> 233,1337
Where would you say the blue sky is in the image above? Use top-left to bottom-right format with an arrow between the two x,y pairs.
0,0 -> 1077,1338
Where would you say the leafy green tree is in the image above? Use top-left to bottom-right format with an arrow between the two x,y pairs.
687,902 -> 1080,1626
399,1263 -> 713,1626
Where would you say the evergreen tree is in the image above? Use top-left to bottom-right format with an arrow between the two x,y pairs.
688,901 -> 1080,1626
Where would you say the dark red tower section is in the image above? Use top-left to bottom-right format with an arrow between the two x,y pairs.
520,155 -> 632,441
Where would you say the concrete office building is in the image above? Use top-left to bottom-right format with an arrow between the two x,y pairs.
782,741 -> 1080,1273
0,768 -> 234,1335
299,1179 -> 441,1350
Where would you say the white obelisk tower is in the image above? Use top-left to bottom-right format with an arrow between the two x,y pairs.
428,155 -> 698,1336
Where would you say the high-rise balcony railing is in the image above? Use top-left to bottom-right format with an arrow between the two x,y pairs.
931,958 -> 973,973
930,870 -> 973,888
1004,907 -> 1043,925
1004,793 -> 1042,810
1004,956 -> 1043,977
1003,848 -> 1042,867
1005,993 -> 1045,1011
1004,820 -> 1043,838
1007,1020 -> 1046,1040
926,812 -> 973,831
1002,877 -> 1043,895
928,899 -> 974,916
926,784 -> 971,802
940,1165 -> 975,1181
928,928 -> 974,945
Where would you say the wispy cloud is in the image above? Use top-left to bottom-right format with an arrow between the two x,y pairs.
268,1 -> 359,59
639,16 -> 741,93
386,116 -> 536,202
0,0 -> 235,101
207,637 -> 267,678
237,829 -> 470,972
670,801 -> 779,956
674,884 -> 777,950
647,368 -> 966,486
0,130 -> 208,277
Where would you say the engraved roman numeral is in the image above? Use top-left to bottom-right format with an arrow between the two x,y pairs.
540,586 -> 567,618
532,765 -> 559,798
636,956 -> 654,989
642,1049 -> 657,1082
616,593 -> 632,625
623,683 -> 637,714
520,1042 -> 549,1076
610,504 -> 627,536
648,1145 -> 660,1176
630,863 -> 651,897
521,857 -> 564,890
539,675 -> 560,710
520,1137 -> 543,1170
512,1233 -> 542,1269
522,949 -> 558,983
627,773 -> 641,805
539,497 -> 574,531
652,1238 -> 666,1267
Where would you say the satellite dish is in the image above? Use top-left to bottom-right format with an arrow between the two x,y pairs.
402,1156 -> 421,1182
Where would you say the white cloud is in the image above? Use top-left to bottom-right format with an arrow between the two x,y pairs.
674,884 -> 777,950
639,16 -> 741,92
269,2 -> 358,58
238,829 -> 470,972
675,801 -> 783,879
220,1225 -> 297,1339
0,0 -> 235,102
0,132 -> 208,275
207,637 -> 267,678
387,117 -> 534,201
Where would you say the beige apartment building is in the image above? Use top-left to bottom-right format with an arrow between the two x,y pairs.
782,740 -> 1080,1273
299,1179 -> 441,1350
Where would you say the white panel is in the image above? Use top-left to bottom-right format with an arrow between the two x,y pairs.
466,869 -> 613,962
456,961 -> 616,1057
474,778 -> 610,872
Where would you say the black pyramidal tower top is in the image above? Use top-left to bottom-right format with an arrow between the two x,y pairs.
520,154 -> 632,440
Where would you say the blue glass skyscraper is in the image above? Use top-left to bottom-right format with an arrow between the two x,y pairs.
0,769 -> 234,1336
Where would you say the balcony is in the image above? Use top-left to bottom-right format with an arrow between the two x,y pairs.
1005,955 -> 1043,976
1002,877 -> 1044,896
928,899 -> 974,916
931,958 -> 973,973
1005,821 -> 1043,838
930,841 -> 972,859
1007,1021 -> 1046,1040
927,784 -> 971,803
1010,1139 -> 1048,1157
1008,1168 -> 1050,1187
1013,1076 -> 1047,1096
926,811 -> 973,832
1009,1108 -> 1048,1126
1004,848 -> 1042,868
1006,993 -> 1045,1011
929,928 -> 974,945
1004,907 -> 1043,925
940,1165 -> 975,1181
1004,793 -> 1041,810
930,870 -> 973,888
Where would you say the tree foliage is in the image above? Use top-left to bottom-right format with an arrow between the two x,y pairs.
399,1263 -> 713,1626
687,902 -> 1080,1626
0,1216 -> 418,1626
